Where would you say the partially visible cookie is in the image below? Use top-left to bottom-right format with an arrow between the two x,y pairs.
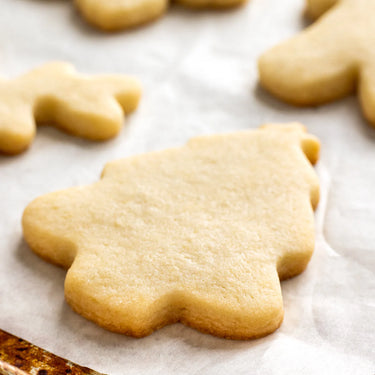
259,0 -> 375,126
74,0 -> 247,31
306,0 -> 337,18
23,123 -> 319,340
74,0 -> 168,31
0,62 -> 141,155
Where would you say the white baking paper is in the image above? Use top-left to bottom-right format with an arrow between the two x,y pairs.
0,0 -> 374,373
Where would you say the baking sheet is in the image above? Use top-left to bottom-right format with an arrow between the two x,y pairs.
0,0 -> 374,373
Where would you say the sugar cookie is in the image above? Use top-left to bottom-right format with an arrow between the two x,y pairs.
306,0 -> 337,18
23,123 -> 320,340
259,0 -> 375,126
0,62 -> 141,155
74,0 -> 247,31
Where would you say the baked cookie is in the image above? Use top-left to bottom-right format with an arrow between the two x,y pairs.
0,62 -> 141,155
306,0 -> 337,18
23,123 -> 320,340
259,0 -> 375,126
74,0 -> 247,31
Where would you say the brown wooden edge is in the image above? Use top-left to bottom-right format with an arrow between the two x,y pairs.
0,329 -> 106,375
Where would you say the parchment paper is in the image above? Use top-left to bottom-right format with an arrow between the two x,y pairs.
0,0 -> 374,373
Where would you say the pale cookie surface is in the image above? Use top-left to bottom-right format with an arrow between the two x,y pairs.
0,62 -> 141,155
22,123 -> 320,340
74,0 -> 247,31
259,0 -> 375,127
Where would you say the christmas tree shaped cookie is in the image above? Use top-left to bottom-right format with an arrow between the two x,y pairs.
23,123 -> 320,339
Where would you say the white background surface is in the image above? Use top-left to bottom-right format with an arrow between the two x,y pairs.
0,0 -> 374,373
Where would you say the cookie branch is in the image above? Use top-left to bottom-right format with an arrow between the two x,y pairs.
0,62 -> 141,155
